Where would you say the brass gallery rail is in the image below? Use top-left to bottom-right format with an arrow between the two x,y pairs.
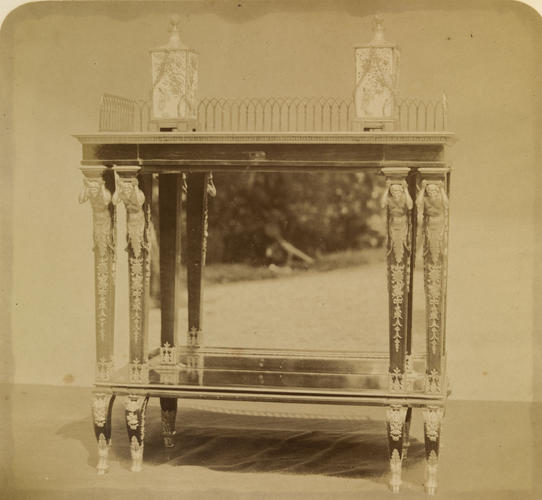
98,94 -> 449,133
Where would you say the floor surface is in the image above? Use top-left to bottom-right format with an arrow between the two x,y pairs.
1,384 -> 541,500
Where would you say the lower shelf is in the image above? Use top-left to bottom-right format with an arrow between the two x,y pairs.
95,346 -> 448,406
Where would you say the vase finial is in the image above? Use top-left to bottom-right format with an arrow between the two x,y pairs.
167,14 -> 182,48
372,14 -> 386,43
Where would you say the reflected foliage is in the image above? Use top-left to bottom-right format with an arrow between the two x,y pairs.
205,172 -> 386,265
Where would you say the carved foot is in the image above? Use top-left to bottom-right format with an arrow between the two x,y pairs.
389,449 -> 402,493
425,451 -> 438,495
125,394 -> 149,472
96,434 -> 110,475
160,398 -> 177,448
92,392 -> 115,475
386,405 -> 408,493
423,406 -> 444,495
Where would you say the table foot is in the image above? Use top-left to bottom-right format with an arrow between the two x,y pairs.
92,392 -> 115,475
386,404 -> 408,493
125,394 -> 149,472
160,398 -> 177,448
423,406 -> 444,495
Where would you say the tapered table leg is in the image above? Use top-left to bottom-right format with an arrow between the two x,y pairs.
125,395 -> 149,472
80,166 -> 118,474
423,406 -> 444,495
113,166 -> 152,383
416,168 -> 450,394
79,166 -> 116,382
91,391 -> 116,474
160,397 -> 177,448
382,167 -> 413,392
185,172 -> 209,347
403,406 -> 413,461
158,173 -> 182,445
386,404 -> 408,493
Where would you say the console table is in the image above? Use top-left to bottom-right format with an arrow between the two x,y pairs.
76,129 -> 452,494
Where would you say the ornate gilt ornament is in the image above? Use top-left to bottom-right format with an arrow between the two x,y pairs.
128,256 -> 144,343
426,262 -> 442,354
386,405 -> 407,441
423,407 -> 443,442
389,367 -> 404,392
80,174 -> 116,345
160,342 -> 176,364
113,176 -> 146,258
113,172 -> 150,350
125,399 -> 140,430
417,179 -> 448,356
390,263 -> 405,352
417,181 -> 448,265
425,368 -> 441,393
96,357 -> 113,381
129,359 -> 149,384
381,180 -> 413,264
188,326 -> 201,346
92,393 -> 110,427
79,177 -> 114,256
125,395 -> 147,431
201,173 -> 216,266
382,178 -> 412,354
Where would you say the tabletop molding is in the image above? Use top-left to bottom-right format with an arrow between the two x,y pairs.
74,131 -> 455,146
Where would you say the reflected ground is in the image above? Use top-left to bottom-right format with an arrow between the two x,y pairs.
146,248 -> 426,354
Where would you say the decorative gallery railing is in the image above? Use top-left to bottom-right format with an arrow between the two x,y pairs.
99,93 -> 448,133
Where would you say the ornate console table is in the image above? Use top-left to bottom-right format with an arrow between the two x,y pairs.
77,130 -> 453,494
75,15 -> 454,495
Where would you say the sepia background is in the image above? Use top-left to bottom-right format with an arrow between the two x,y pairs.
1,0 -> 541,498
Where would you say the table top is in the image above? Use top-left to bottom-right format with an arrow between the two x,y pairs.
76,131 -> 454,172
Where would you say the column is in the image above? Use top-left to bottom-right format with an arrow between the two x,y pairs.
381,167 -> 413,392
185,172 -> 210,346
112,166 -> 152,383
416,168 -> 450,394
79,166 -> 116,382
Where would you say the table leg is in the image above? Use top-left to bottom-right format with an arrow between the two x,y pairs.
91,391 -> 116,474
386,404 -> 408,493
125,395 -> 149,472
79,166 -> 116,382
381,167 -> 413,392
185,172 -> 209,347
405,171 -> 418,380
423,406 -> 444,495
160,397 -> 178,448
113,167 -> 152,383
158,173 -> 182,444
402,406 -> 413,461
416,168 -> 450,394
